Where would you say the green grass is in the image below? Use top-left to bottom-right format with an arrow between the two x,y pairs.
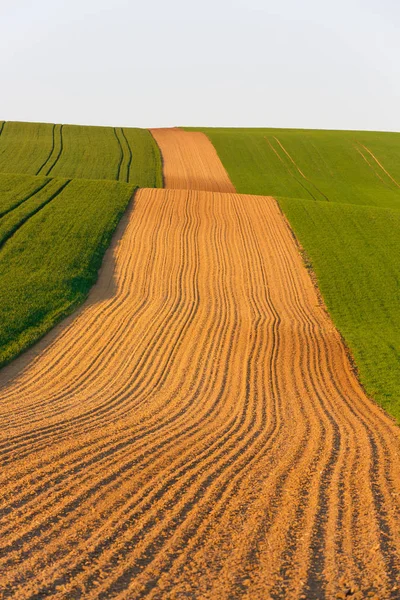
188,127 -> 400,420
187,128 -> 400,209
0,122 -> 163,188
0,174 -> 135,367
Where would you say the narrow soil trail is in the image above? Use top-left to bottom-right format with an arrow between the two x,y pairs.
0,131 -> 399,599
151,128 -> 236,192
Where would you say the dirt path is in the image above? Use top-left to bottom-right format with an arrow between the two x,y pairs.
0,131 -> 399,599
151,128 -> 236,192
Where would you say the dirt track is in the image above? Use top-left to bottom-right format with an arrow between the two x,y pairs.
151,128 -> 236,192
0,132 -> 399,599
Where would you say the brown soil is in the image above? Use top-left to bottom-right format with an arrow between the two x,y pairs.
151,128 -> 236,192
0,131 -> 399,599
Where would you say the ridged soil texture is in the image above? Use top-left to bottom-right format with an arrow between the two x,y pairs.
150,128 -> 236,192
0,186 -> 399,599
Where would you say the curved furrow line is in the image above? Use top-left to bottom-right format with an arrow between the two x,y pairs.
0,292 -> 241,528
180,197 -> 390,600
285,282 -> 400,592
0,188 -> 160,400
0,210 -> 219,584
0,210 -> 205,576
0,199 -> 146,409
143,336 -> 315,598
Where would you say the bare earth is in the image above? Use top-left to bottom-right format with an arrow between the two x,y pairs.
151,128 -> 236,192
0,131 -> 399,599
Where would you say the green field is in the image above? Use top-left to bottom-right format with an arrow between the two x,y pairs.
189,128 -> 400,419
0,174 -> 135,367
0,121 -> 163,187
0,120 -> 164,367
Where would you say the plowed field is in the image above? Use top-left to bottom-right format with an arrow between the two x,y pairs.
151,128 -> 235,192
1,131 -> 399,599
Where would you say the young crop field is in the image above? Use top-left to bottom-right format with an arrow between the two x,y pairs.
0,173 -> 135,367
187,127 -> 400,420
0,121 -> 163,187
187,128 -> 400,208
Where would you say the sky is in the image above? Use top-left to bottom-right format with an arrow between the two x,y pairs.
1,0 -> 399,131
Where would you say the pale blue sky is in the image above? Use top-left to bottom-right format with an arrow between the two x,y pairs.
1,0 -> 399,130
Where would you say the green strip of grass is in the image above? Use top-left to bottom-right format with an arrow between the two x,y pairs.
0,176 -> 135,367
0,122 -> 163,187
124,128 -> 163,188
